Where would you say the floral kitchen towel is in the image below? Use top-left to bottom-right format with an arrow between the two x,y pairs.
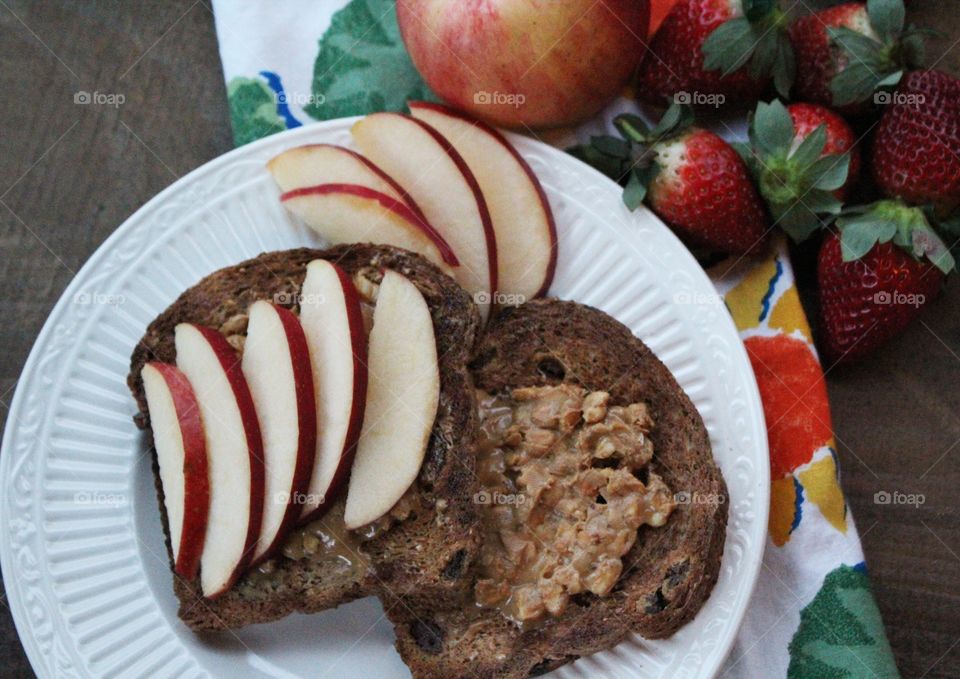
212,1 -> 900,676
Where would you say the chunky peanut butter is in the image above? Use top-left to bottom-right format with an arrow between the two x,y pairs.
474,384 -> 675,623
238,508 -> 368,594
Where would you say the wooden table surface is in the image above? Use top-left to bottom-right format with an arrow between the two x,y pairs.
1,1 -> 958,677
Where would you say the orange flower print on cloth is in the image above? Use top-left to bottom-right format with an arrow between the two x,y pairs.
745,335 -> 833,478
721,243 -> 848,546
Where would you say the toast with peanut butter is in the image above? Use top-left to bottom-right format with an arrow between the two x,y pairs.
128,245 -> 482,631
385,299 -> 728,678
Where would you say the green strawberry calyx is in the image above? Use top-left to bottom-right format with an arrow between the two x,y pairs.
702,0 -> 796,98
738,99 -> 850,243
837,199 -> 956,274
828,0 -> 929,107
566,104 -> 697,211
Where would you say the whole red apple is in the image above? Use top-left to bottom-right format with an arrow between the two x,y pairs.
397,0 -> 650,129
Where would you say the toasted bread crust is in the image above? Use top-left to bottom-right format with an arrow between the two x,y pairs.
129,245 -> 482,631
129,249 -> 726,664
388,299 -> 728,678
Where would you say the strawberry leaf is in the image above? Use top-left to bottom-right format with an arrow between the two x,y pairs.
703,17 -> 757,75
911,228 -> 955,273
567,143 -> 629,182
876,69 -> 904,91
838,200 -> 956,272
811,154 -> 851,192
867,0 -> 905,43
623,170 -> 647,210
827,1 -> 923,107
891,203 -> 927,249
831,63 -> 885,107
778,203 -> 826,242
802,191 -> 844,216
591,135 -> 632,158
614,114 -> 650,143
647,103 -> 692,139
790,125 -> 828,169
568,130 -> 663,213
622,174 -> 644,210
731,141 -> 754,164
900,30 -> 927,67
827,27 -> 887,66
752,100 -> 795,157
838,215 -> 897,260
774,35 -> 796,99
751,29 -> 779,81
702,10 -> 794,94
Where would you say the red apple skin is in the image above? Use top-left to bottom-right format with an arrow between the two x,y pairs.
145,361 -> 209,581
298,262 -> 369,524
396,0 -> 650,129
407,101 -> 558,298
190,324 -> 265,594
249,304 -> 318,565
281,183 -> 460,267
272,144 -> 432,226
401,115 -> 499,306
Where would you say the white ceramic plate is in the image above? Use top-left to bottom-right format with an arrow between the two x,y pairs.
0,117 -> 768,679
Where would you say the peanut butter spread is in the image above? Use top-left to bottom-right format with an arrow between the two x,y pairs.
474,384 -> 675,623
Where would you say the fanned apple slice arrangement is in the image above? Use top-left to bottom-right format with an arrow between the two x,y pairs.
270,102 -> 558,319
144,104 -> 558,599
143,261 -> 437,598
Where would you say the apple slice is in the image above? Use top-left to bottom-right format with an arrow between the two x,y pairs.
409,101 -> 557,300
351,113 -> 498,320
298,259 -> 368,522
267,144 -> 428,222
175,323 -> 265,598
343,270 -> 439,529
281,184 -> 459,270
241,301 -> 317,563
141,362 -> 209,580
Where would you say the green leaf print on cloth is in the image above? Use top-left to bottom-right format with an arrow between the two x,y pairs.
227,77 -> 287,146
304,0 -> 436,121
788,564 -> 900,679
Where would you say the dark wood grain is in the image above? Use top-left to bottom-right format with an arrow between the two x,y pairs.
0,1 -> 231,677
0,1 -> 958,678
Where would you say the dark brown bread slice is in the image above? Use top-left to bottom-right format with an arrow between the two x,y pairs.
128,244 -> 482,631
387,299 -> 728,679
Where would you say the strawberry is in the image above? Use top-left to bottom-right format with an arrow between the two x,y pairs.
737,100 -> 855,242
789,103 -> 861,198
648,128 -> 770,252
569,105 -> 769,254
788,0 -> 924,110
817,200 -> 953,363
789,3 -> 872,107
871,69 -> 960,216
636,0 -> 794,107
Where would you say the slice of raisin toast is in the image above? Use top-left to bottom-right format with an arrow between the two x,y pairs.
386,299 -> 728,678
128,245 -> 482,631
